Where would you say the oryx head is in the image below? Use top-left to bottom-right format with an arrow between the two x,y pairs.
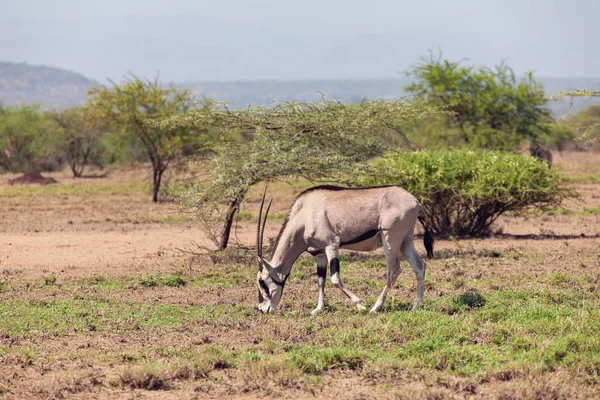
256,188 -> 284,313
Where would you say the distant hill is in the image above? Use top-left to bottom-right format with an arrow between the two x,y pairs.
0,61 -> 94,108
182,78 -> 410,107
1,61 -> 598,117
184,77 -> 600,117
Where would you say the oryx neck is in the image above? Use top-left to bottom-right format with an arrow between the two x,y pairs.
268,220 -> 305,281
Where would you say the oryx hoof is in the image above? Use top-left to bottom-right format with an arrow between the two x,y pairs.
311,307 -> 324,315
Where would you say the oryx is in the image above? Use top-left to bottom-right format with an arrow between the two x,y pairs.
256,185 -> 427,314
530,147 -> 553,168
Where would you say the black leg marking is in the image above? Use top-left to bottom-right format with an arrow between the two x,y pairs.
317,264 -> 327,278
330,258 -> 340,276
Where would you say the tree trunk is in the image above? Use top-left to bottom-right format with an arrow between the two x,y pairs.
152,166 -> 164,203
218,197 -> 241,251
70,161 -> 83,178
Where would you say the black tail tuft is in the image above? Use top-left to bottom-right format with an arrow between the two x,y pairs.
423,227 -> 434,259
418,207 -> 434,259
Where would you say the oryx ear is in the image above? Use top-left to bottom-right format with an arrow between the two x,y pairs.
257,257 -> 273,273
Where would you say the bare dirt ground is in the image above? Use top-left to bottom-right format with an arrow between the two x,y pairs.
0,152 -> 599,399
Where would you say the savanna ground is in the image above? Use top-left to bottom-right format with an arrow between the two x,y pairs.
1,152 -> 600,399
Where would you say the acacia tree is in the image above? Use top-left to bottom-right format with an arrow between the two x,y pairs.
405,53 -> 553,151
552,89 -> 600,146
47,106 -> 108,177
0,104 -> 50,172
87,76 -> 196,202
157,98 -> 438,250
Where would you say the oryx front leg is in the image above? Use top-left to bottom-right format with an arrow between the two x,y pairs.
402,236 -> 426,310
325,246 -> 366,310
312,254 -> 327,315
371,231 -> 402,313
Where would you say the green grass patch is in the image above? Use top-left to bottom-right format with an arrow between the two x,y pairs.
2,257 -> 600,397
564,172 -> 600,184
237,211 -> 288,222
117,215 -> 192,224
0,181 -> 149,198
0,298 -> 207,336
542,206 -> 600,216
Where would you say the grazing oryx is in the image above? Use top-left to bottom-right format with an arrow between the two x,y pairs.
256,185 -> 427,314
530,147 -> 553,168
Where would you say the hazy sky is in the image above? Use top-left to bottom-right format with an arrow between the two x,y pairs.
4,0 -> 598,35
1,0 -> 599,81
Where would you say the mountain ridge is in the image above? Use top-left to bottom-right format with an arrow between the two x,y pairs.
0,61 -> 95,108
1,61 -> 598,116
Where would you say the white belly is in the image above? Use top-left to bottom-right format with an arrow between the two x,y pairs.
340,234 -> 383,252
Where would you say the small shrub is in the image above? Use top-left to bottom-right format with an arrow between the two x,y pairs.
454,291 -> 486,309
43,273 -> 58,286
139,275 -> 158,288
359,149 -> 576,237
163,275 -> 186,288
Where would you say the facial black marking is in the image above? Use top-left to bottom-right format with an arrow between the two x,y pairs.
258,290 -> 264,303
317,264 -> 327,278
272,274 -> 289,289
330,258 -> 340,276
259,279 -> 270,298
340,230 -> 379,246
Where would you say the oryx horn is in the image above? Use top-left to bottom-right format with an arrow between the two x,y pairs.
256,185 -> 272,266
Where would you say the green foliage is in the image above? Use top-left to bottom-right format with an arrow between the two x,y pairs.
86,75 -> 202,202
46,106 -> 109,176
541,122 -> 577,151
405,54 -> 552,151
0,104 -> 52,172
359,149 -> 576,237
164,98 -> 437,248
565,105 -> 600,148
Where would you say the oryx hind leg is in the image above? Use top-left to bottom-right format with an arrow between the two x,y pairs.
312,254 -> 327,315
325,245 -> 366,311
401,228 -> 426,310
370,230 -> 402,313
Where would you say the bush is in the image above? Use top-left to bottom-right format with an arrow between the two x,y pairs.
405,55 -> 552,151
0,104 -> 52,172
359,149 -> 576,237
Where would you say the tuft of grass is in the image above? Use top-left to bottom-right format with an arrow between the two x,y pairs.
289,347 -> 366,374
139,274 -> 187,288
43,273 -> 58,286
139,275 -> 158,288
110,364 -> 169,390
